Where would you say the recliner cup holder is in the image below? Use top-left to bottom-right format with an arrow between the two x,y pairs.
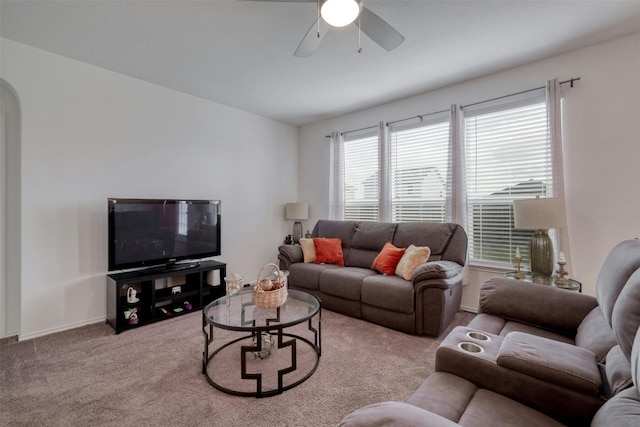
466,331 -> 491,342
458,342 -> 484,353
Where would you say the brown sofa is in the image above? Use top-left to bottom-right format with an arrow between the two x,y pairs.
340,239 -> 640,426
277,220 -> 467,336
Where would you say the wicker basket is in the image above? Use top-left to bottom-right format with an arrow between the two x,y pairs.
252,263 -> 288,308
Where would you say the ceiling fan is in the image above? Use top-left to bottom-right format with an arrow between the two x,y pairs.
246,0 -> 405,56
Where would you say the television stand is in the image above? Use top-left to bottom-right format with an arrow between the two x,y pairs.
146,261 -> 201,274
106,260 -> 226,334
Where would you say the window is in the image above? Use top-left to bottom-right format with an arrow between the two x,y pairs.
343,130 -> 379,221
330,82 -> 562,269
464,90 -> 551,266
389,114 -> 450,222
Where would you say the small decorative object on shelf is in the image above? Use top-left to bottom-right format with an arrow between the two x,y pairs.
513,247 -> 525,280
284,234 -> 293,245
253,263 -> 289,308
555,251 -> 570,287
127,287 -> 139,303
184,301 -> 192,310
128,308 -> 139,325
305,230 -> 312,239
252,332 -> 274,359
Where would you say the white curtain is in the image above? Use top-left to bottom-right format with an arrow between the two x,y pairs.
445,104 -> 467,226
328,131 -> 344,220
546,78 -> 569,263
445,104 -> 469,284
378,122 -> 391,222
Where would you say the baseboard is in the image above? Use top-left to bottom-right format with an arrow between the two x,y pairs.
460,305 -> 478,314
18,316 -> 106,341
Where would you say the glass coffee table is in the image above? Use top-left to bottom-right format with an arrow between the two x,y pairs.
202,288 -> 321,397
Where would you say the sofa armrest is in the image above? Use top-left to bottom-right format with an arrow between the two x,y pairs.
339,402 -> 459,427
497,332 -> 602,396
277,245 -> 303,270
412,261 -> 462,288
480,276 -> 598,335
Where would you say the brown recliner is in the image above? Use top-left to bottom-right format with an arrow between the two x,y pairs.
340,240 -> 640,426
340,284 -> 640,427
340,316 -> 640,427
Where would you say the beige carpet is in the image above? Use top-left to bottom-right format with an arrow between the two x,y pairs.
1,309 -> 474,426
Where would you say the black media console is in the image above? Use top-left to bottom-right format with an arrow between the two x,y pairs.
107,260 -> 227,334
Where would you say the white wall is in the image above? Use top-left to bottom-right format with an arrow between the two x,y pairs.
299,33 -> 640,310
0,79 -> 22,337
1,39 -> 299,339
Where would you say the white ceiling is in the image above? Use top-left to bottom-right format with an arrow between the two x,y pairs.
2,0 -> 640,126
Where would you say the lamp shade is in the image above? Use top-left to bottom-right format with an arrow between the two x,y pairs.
320,0 -> 361,27
285,203 -> 309,220
513,197 -> 566,230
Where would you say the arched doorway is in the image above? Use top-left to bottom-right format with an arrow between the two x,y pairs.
1,79 -> 21,338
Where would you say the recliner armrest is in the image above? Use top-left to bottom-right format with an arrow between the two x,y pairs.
497,332 -> 602,396
413,261 -> 462,287
277,245 -> 303,269
480,277 -> 598,335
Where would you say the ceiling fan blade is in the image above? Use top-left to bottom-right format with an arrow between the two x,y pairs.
355,7 -> 405,52
294,19 -> 329,57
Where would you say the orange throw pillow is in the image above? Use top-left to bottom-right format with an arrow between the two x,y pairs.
313,238 -> 344,266
371,242 -> 406,275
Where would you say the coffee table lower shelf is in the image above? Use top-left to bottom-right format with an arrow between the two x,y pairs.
202,324 -> 321,397
201,289 -> 322,398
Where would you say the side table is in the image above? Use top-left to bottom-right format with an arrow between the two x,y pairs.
505,271 -> 582,292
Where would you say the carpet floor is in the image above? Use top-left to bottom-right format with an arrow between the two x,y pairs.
1,309 -> 474,427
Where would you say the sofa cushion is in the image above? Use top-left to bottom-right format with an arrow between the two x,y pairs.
313,220 -> 357,244
604,345 -> 633,398
498,321 -> 575,345
497,332 -> 601,396
371,242 -> 406,275
339,401 -> 459,427
611,268 -> 640,360
395,244 -> 431,280
393,222 -> 465,265
319,267 -> 377,301
287,262 -> 340,292
347,222 -> 397,268
313,237 -> 345,266
575,307 -> 617,362
596,239 -> 640,326
591,387 -> 640,427
361,274 -> 415,314
406,372 -> 565,427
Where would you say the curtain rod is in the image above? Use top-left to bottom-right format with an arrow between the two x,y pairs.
325,124 -> 378,138
386,108 -> 450,127
462,77 -> 580,109
325,77 -> 580,138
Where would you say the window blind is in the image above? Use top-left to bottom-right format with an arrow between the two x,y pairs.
343,130 -> 380,221
464,89 -> 551,265
389,114 -> 450,223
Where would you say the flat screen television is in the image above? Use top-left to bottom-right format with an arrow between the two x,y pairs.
108,198 -> 221,271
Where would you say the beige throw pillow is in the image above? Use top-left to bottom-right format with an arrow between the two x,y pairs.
299,238 -> 316,263
395,244 -> 431,280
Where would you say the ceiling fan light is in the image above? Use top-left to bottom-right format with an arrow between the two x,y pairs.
320,0 -> 361,28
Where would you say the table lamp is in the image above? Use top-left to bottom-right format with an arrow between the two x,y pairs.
513,197 -> 566,279
285,203 -> 309,244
